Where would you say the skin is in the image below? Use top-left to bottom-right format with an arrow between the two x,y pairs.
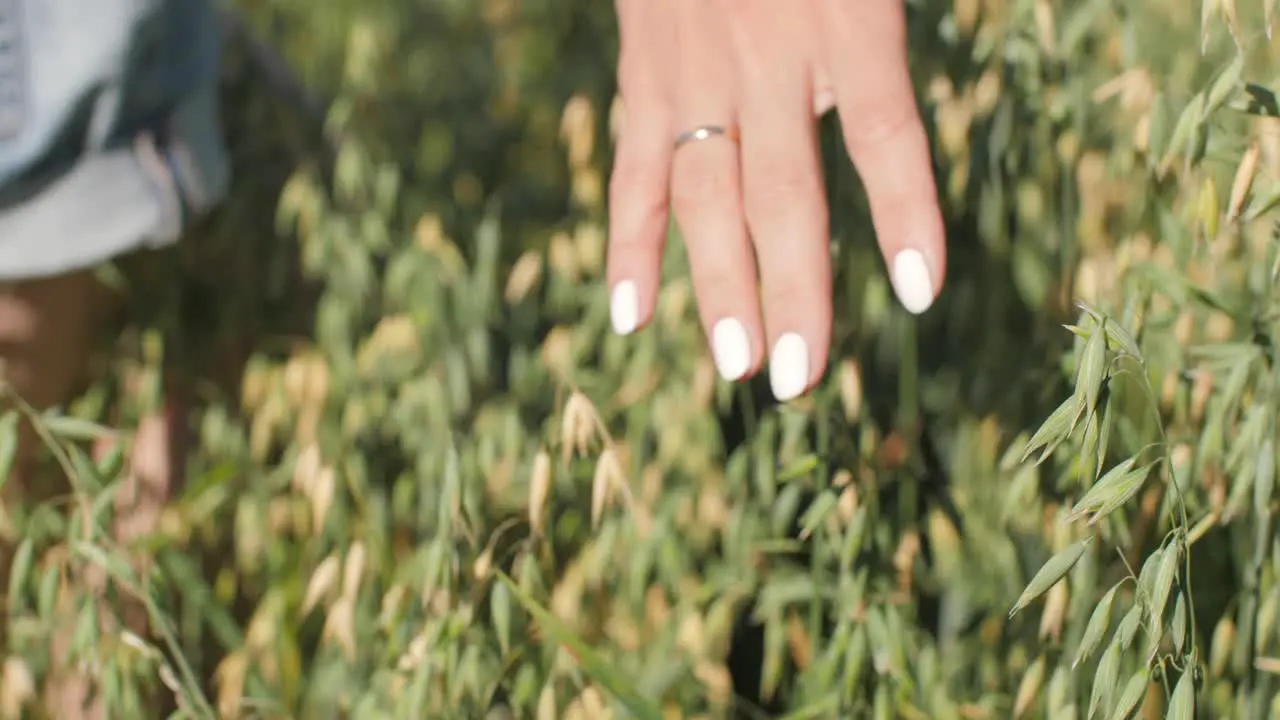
607,0 -> 948,401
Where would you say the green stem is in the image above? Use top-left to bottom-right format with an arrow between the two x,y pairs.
1132,360 -> 1198,665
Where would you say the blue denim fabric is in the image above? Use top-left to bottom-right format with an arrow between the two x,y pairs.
0,0 -> 229,280
0,0 -> 222,192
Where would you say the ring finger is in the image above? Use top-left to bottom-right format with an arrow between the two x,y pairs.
667,0 -> 764,383
729,3 -> 832,401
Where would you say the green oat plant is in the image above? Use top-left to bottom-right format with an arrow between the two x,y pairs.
13,0 -> 1280,717
0,380 -> 219,719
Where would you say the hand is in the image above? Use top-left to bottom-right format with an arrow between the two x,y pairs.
606,0 -> 947,401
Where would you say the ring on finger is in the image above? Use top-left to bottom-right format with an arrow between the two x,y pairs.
674,124 -> 740,151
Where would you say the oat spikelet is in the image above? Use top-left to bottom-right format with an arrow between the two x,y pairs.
342,542 -> 366,599
1039,580 -> 1070,642
529,450 -> 553,535
302,554 -> 342,615
838,360 -> 864,423
1228,142 -> 1260,223
504,250 -> 543,304
591,447 -> 626,529
561,391 -> 598,462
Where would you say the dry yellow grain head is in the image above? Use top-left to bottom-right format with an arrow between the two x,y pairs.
1033,0 -> 1056,56
342,542 -> 366,600
547,230 -> 580,282
571,167 -> 604,210
311,461 -> 336,526
472,545 -> 494,583
559,94 -> 595,171
301,553 -> 342,616
564,686 -> 611,720
572,221 -> 605,275
528,450 -> 553,536
504,250 -> 543,304
1038,580 -> 1069,643
540,326 -> 574,382
214,650 -> 248,720
838,359 -> 864,423
1013,655 -> 1046,719
893,531 -> 921,597
1189,368 -> 1214,423
785,611 -> 813,670
0,657 -> 34,720
561,390 -> 599,462
591,446 -> 626,529
1227,142 -> 1260,222
1209,616 -> 1236,677
536,684 -> 557,720
694,661 -> 733,708
323,594 -> 357,661
550,560 -> 586,625
954,0 -> 980,35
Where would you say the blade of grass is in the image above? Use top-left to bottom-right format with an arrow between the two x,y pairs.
496,570 -> 663,720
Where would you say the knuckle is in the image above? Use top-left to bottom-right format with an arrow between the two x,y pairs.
847,101 -> 920,150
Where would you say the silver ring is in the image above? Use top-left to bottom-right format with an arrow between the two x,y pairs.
674,125 -> 740,151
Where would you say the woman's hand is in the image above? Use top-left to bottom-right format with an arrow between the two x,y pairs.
606,0 -> 946,401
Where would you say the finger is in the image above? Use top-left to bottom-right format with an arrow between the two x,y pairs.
667,1 -> 764,382
607,0 -> 675,335
727,3 -> 831,402
815,0 -> 947,315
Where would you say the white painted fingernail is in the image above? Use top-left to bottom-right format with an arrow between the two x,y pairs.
711,318 -> 751,381
611,281 -> 638,335
891,249 -> 935,315
769,333 -> 810,401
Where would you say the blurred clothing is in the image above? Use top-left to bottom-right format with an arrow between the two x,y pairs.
0,0 -> 229,280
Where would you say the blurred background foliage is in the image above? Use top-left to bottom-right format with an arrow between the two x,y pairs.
5,0 -> 1280,717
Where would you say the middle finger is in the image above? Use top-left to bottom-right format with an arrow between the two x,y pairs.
727,2 -> 832,402
668,0 -> 764,383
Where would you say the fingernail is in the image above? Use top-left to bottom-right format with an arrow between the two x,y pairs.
611,280 -> 638,335
769,333 -> 810,401
711,318 -> 751,381
891,249 -> 935,315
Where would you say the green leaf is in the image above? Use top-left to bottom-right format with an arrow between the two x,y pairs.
494,570 -> 662,720
1077,321 -> 1108,413
0,411 -> 18,494
1255,438 -> 1275,517
1160,92 -> 1205,172
1095,395 -> 1114,480
762,607 -> 786,700
39,412 -> 116,442
777,454 -> 821,483
1076,302 -> 1142,358
1166,668 -> 1195,720
7,537 -> 32,614
1149,545 -> 1179,629
1108,667 -> 1149,720
490,579 -> 512,656
797,491 -> 838,540
1117,603 -> 1143,650
1089,642 -> 1121,718
1069,457 -> 1147,522
1010,537 -> 1093,618
1171,593 -> 1188,655
1204,53 -> 1245,119
1021,394 -> 1085,465
1074,585 -> 1118,668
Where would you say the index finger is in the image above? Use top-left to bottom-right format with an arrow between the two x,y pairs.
814,0 -> 946,315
